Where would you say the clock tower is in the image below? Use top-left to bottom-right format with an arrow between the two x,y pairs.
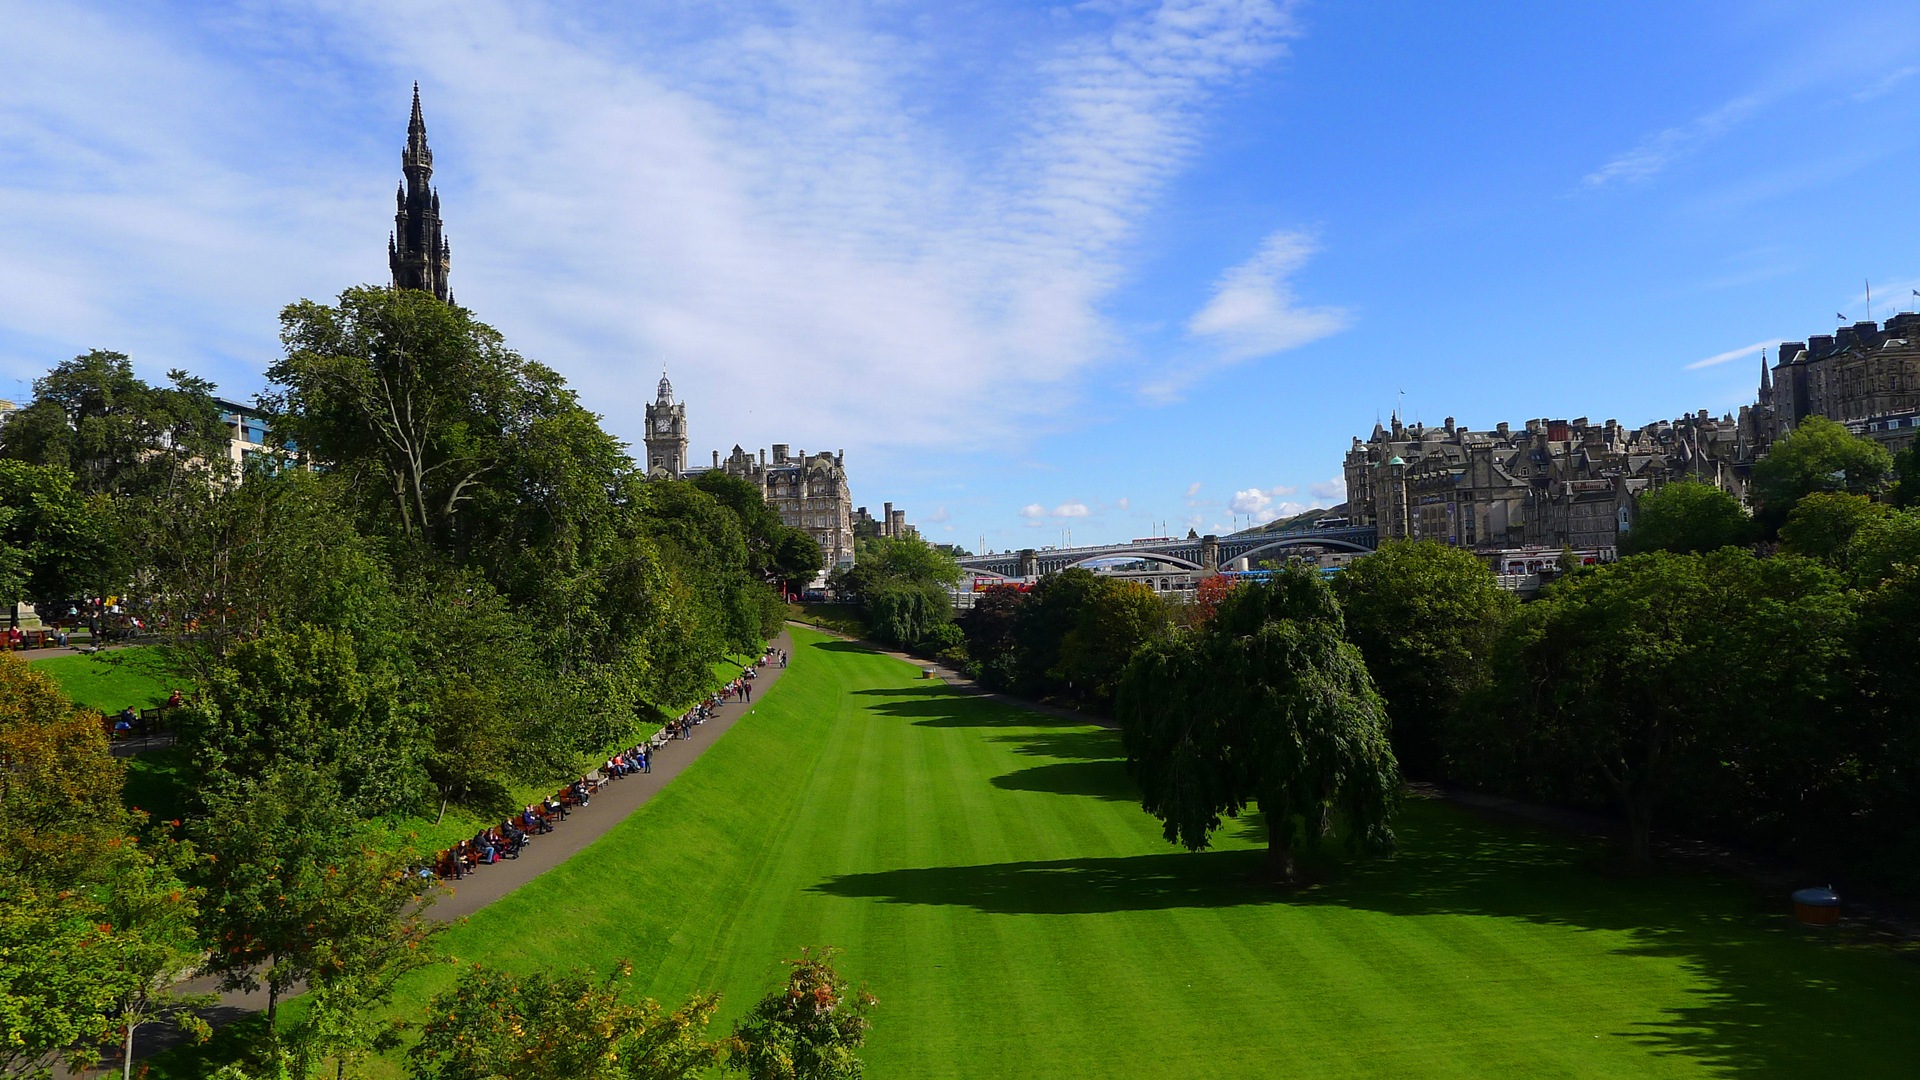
644,371 -> 688,477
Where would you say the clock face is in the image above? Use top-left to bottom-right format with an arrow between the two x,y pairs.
655,417 -> 671,434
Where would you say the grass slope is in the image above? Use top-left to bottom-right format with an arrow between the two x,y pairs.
30,645 -> 181,714
362,627 -> 1920,1078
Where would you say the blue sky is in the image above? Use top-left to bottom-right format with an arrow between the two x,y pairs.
6,1 -> 1920,550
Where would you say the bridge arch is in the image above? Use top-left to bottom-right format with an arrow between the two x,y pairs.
1060,551 -> 1203,572
1230,537 -> 1376,566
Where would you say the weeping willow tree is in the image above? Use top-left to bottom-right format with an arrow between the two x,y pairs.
1116,568 -> 1399,882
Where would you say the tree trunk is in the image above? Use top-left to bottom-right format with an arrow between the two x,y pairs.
436,792 -> 449,825
1625,792 -> 1654,864
1265,827 -> 1296,884
123,1020 -> 135,1080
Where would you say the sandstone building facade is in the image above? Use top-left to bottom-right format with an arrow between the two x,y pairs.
1345,312 -> 1920,554
645,372 -> 856,575
1765,315 -> 1920,454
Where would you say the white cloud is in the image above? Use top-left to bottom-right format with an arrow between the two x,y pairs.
1159,228 -> 1348,399
925,506 -> 951,523
1227,483 -> 1301,522
1229,487 -> 1271,515
1685,338 -> 1775,371
1583,93 -> 1762,189
1308,475 -> 1345,501
1115,497 -> 1130,511
1053,502 -> 1091,518
0,1 -> 1304,461
1019,503 -> 1047,518
1185,481 -> 1203,499
1853,64 -> 1920,102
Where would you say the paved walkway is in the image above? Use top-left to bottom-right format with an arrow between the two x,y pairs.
7,640 -> 135,662
105,630 -> 794,1073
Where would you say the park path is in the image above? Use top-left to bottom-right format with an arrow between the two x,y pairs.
101,630 -> 794,1073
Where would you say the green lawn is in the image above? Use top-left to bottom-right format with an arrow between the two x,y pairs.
30,645 -> 184,714
335,626 -> 1920,1079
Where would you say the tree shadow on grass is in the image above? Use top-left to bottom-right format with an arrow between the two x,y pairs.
989,759 -> 1136,801
987,727 -> 1121,761
810,640 -> 876,653
817,799 -> 1920,1078
1288,802 -> 1920,1079
814,849 -> 1275,915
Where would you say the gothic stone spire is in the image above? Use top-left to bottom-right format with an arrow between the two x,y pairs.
390,82 -> 451,302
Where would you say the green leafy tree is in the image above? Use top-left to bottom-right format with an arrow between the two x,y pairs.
1116,569 -> 1399,881
192,769 -> 440,1030
128,468 -> 401,673
832,535 -> 961,649
1779,491 -> 1889,565
957,585 -> 1025,689
1054,578 -> 1169,709
0,655 -> 130,885
0,350 -> 227,499
0,460 -> 125,610
1468,550 -> 1853,862
1619,480 -> 1755,555
1889,444 -> 1919,508
1845,506 -> 1920,586
1750,416 -> 1894,529
1005,568 -> 1101,698
860,581 -> 952,649
1853,564 -> 1920,888
408,962 -> 726,1080
0,884 -> 129,1079
269,287 -> 575,550
690,471 -> 823,590
1333,540 -> 1515,776
729,948 -> 876,1080
182,626 -> 425,817
0,657 -> 209,1080
100,829 -> 213,1080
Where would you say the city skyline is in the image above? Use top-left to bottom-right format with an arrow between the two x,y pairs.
7,1 -> 1920,546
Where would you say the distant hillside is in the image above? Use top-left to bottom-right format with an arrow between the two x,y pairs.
1237,503 -> 1348,536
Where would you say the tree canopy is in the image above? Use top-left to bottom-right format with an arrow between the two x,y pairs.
1116,570 -> 1398,881
1333,540 -> 1514,776
1620,480 -> 1755,555
0,349 -> 227,499
1750,416 -> 1893,529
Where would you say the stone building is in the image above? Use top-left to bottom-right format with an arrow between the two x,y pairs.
1763,315 -> 1920,454
852,503 -> 915,541
709,443 -> 856,574
1345,310 -> 1920,554
643,372 -> 688,476
1344,410 -> 1757,553
644,371 -> 856,576
389,84 -> 452,303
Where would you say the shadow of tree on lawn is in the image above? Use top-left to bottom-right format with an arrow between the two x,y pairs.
814,848 -> 1274,915
989,759 -> 1136,801
816,799 -> 1920,1079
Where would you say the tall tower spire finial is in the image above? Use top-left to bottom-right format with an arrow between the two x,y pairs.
390,83 -> 451,302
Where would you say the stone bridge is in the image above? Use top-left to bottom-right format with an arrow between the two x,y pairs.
957,526 -> 1380,580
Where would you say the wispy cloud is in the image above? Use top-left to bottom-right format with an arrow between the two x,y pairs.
0,1 -> 1305,461
1853,64 -> 1920,102
1685,338 -> 1775,371
1308,476 -> 1344,501
1145,228 -> 1347,401
1583,93 -> 1763,189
